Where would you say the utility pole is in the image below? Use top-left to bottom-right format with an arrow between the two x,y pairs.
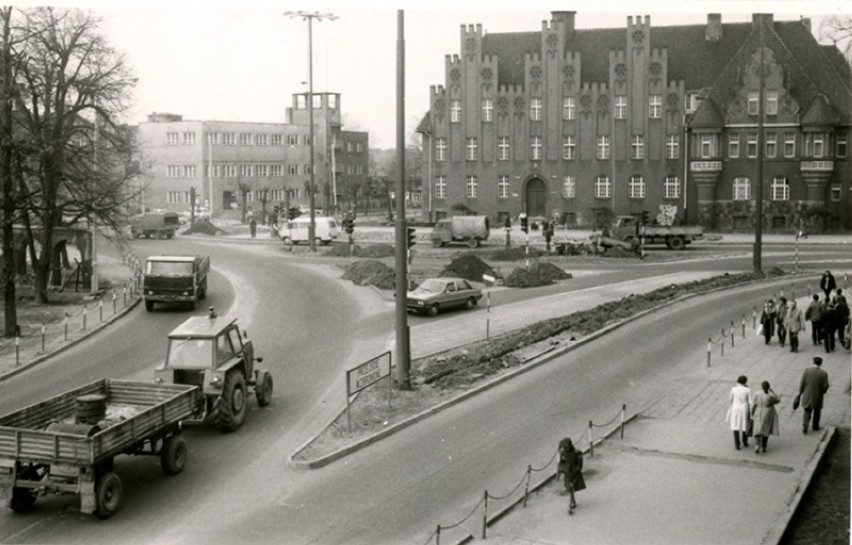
394,10 -> 411,390
754,18 -> 765,273
285,10 -> 337,251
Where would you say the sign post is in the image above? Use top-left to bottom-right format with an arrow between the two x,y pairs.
345,351 -> 392,433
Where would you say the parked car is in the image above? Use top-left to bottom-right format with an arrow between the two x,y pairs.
406,277 -> 483,317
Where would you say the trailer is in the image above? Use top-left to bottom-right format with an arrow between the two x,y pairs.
0,379 -> 200,518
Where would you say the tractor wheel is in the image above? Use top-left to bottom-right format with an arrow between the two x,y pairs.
427,304 -> 440,317
145,300 -> 154,312
255,371 -> 273,407
215,371 -> 247,432
160,435 -> 188,476
95,471 -> 122,519
9,467 -> 39,512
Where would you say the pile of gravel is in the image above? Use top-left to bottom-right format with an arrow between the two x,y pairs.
504,262 -> 572,288
438,254 -> 498,283
341,260 -> 396,289
183,219 -> 225,236
485,247 -> 545,261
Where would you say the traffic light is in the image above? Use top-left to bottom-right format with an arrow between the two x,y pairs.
641,210 -> 649,226
273,204 -> 280,219
287,207 -> 298,220
520,215 -> 528,233
406,226 -> 416,248
344,217 -> 355,235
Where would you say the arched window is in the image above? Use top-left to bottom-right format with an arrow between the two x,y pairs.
770,176 -> 790,201
732,177 -> 751,201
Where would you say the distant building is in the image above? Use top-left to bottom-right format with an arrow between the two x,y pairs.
134,92 -> 368,217
418,12 -> 852,231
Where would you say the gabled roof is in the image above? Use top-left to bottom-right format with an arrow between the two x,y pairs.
690,97 -> 725,128
800,94 -> 838,126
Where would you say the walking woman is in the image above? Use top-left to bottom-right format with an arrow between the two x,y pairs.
751,381 -> 780,453
557,437 -> 586,514
727,375 -> 752,450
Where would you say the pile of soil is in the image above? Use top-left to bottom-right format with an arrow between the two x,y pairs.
486,247 -> 546,261
184,219 -> 226,236
504,262 -> 571,288
438,254 -> 498,283
602,245 -> 639,258
325,244 -> 395,258
341,260 -> 396,289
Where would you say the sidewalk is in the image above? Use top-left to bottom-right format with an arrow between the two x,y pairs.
462,294 -> 850,545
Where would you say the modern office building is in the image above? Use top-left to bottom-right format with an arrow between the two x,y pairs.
418,12 -> 852,231
134,92 -> 368,217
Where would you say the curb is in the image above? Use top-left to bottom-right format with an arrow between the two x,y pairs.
288,272 -> 807,469
0,296 -> 142,382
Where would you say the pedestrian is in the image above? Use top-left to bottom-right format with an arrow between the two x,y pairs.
556,437 -> 586,514
822,301 -> 837,353
726,375 -> 752,450
797,356 -> 829,434
835,295 -> 850,349
804,294 -> 824,345
775,296 -> 788,347
751,381 -> 780,453
759,300 -> 776,344
786,299 -> 806,353
820,270 -> 837,301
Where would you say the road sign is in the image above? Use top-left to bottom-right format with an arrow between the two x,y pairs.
346,351 -> 392,432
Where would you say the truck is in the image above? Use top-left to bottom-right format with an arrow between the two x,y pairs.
610,215 -> 704,250
130,212 -> 180,239
143,255 -> 210,311
430,215 -> 491,248
279,216 -> 339,245
154,309 -> 273,433
0,379 -> 200,518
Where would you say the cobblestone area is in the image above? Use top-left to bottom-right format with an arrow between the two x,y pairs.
780,427 -> 851,545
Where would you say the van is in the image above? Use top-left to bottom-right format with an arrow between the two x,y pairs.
280,216 -> 339,245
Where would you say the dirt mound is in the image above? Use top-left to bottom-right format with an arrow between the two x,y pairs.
183,219 -> 225,236
486,246 -> 545,261
438,254 -> 498,283
602,245 -> 638,258
504,262 -> 571,288
326,244 -> 395,258
341,260 -> 396,289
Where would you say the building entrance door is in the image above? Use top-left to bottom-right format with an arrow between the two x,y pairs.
525,178 -> 546,216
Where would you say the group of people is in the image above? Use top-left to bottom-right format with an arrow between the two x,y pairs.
758,271 -> 850,354
728,356 -> 831,453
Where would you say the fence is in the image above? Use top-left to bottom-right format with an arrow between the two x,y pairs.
0,250 -> 143,371
420,404 -> 627,545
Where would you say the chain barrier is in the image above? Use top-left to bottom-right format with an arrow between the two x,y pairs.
424,404 -> 626,544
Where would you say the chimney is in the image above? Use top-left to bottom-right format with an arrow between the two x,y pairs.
551,11 -> 576,40
706,13 -> 722,41
752,13 -> 773,30
800,16 -> 811,32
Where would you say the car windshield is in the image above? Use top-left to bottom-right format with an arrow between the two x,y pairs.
147,261 -> 193,275
416,279 -> 447,293
167,338 -> 212,368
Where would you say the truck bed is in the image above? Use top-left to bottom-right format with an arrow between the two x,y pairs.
0,380 -> 199,467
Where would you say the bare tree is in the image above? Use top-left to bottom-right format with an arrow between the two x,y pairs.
11,7 -> 137,303
1,6 -> 19,336
820,15 -> 852,62
237,180 -> 250,223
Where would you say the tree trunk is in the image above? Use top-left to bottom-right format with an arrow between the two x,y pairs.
0,7 -> 16,336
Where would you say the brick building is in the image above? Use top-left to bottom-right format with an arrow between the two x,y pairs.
418,12 -> 852,232
134,92 -> 368,218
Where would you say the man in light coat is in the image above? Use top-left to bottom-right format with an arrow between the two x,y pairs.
786,299 -> 807,353
799,356 -> 829,434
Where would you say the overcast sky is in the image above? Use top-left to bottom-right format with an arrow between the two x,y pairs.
43,0 -> 852,148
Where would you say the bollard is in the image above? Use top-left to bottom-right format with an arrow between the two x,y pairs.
482,491 -> 488,539
588,420 -> 595,458
486,292 -> 491,340
707,339 -> 712,367
720,335 -> 725,357
99,299 -> 103,322
436,525 -> 441,545
620,404 -> 626,439
15,334 -> 19,366
64,315 -> 68,341
752,307 -> 757,329
731,321 -> 735,347
523,465 -> 531,507
113,291 -> 117,314
123,286 -> 127,307
741,315 -> 746,338
41,323 -> 45,352
83,307 -> 87,331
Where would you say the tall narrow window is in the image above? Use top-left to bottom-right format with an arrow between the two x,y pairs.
631,135 -> 645,160
182,132 -> 196,145
563,97 -> 576,120
435,138 -> 447,161
649,95 -> 662,118
733,177 -> 751,200
771,176 -> 789,201
747,91 -> 759,115
700,135 -> 714,159
530,136 -> 542,160
766,90 -> 778,115
664,176 -> 681,199
465,175 -> 478,198
666,135 -> 679,159
594,175 -> 611,198
530,98 -> 542,121
498,136 -> 510,161
466,137 -> 478,161
597,135 -> 610,160
765,132 -> 777,158
450,100 -> 461,123
728,133 -> 740,158
563,136 -> 576,160
166,132 -> 179,145
562,176 -> 576,198
482,99 -> 493,122
615,96 -> 627,119
497,175 -> 510,198
813,133 -> 825,158
837,133 -> 848,158
747,133 -> 758,158
629,175 -> 645,198
435,175 -> 447,199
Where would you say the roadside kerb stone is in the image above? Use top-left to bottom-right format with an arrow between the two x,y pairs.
288,273 -> 808,469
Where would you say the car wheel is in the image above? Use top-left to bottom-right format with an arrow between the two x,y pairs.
427,304 -> 439,317
465,297 -> 476,310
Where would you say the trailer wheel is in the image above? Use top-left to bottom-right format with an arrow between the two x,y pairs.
667,236 -> 685,250
255,370 -> 273,407
95,472 -> 122,519
160,435 -> 188,476
9,467 -> 39,512
467,238 -> 479,248
215,371 -> 247,432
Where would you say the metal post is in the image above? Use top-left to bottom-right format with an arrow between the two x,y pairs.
113,291 -> 117,314
523,465 -> 531,507
15,334 -> 19,366
752,307 -> 757,329
481,491 -> 488,539
588,420 -> 594,458
486,291 -> 491,340
99,299 -> 103,322
525,232 -> 530,267
620,404 -> 626,439
731,321 -> 735,347
64,315 -> 68,341
720,332 -> 725,357
83,307 -> 87,331
41,323 -> 45,352
436,525 -> 441,545
742,315 -> 746,338
707,339 -> 712,367
123,285 -> 127,307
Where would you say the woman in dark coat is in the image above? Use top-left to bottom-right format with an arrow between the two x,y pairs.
557,437 -> 586,514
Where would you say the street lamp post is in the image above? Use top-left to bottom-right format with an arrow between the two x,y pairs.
285,10 -> 337,252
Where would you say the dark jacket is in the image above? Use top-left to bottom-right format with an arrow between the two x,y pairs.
799,366 -> 830,410
558,441 -> 586,492
820,273 -> 837,293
